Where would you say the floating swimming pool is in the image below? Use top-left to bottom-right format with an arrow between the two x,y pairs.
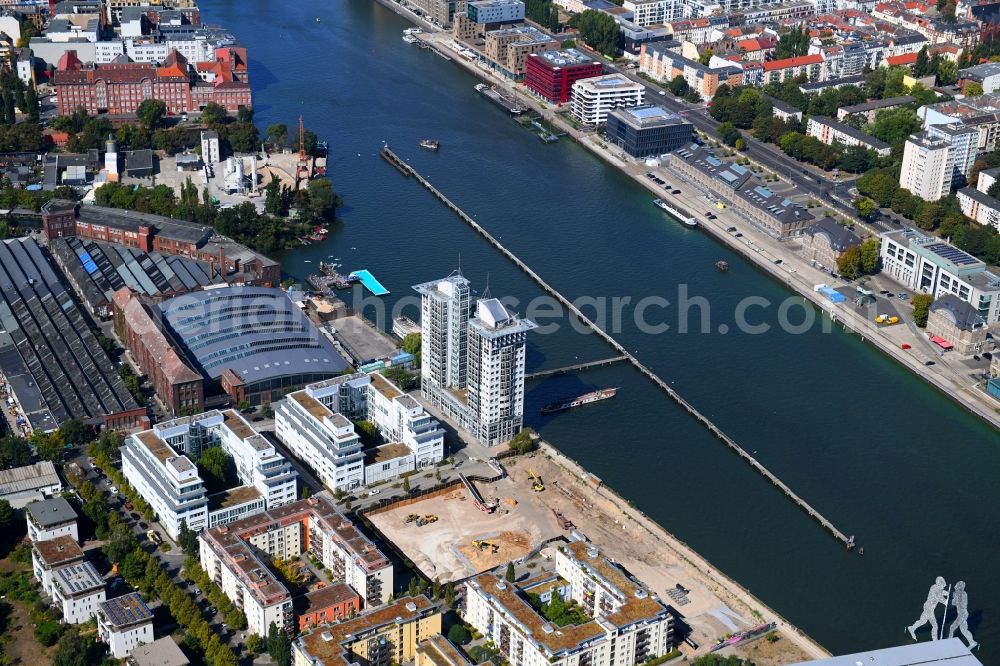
350,269 -> 389,296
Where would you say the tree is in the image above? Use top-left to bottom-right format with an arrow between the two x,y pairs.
53,631 -> 89,666
267,622 -> 291,666
964,81 -> 984,97
836,245 -> 863,280
266,123 -> 288,148
854,197 -> 878,221
912,293 -> 933,327
445,581 -> 456,608
197,447 -> 234,492
200,102 -> 227,125
668,75 -> 689,97
774,26 -> 809,59
865,108 -> 920,148
178,519 -> 199,557
691,656 -> 755,666
505,562 -> 516,582
718,122 -> 740,146
573,10 -> 619,56
137,99 -> 167,129
25,83 -> 38,122
402,475 -> 411,493
402,333 -> 421,355
246,633 -> 263,655
260,402 -> 274,419
0,436 -> 31,469
104,524 -> 139,563
914,46 -> 930,77
306,178 -> 340,220
937,60 -> 958,86
432,577 -> 442,599
859,238 -> 881,274
989,180 -> 1000,199
31,430 -> 65,462
120,549 -> 146,581
59,418 -> 91,448
0,499 -> 13,530
237,106 -> 254,123
447,624 -> 471,645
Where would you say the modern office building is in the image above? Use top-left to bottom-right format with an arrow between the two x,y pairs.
805,116 -> 892,156
292,596 -> 441,666
415,275 -> 536,447
98,593 -> 155,659
571,74 -> 645,125
275,372 -> 445,490
24,496 -> 77,543
880,227 -> 1000,325
1,462 -> 64,509
900,133 -> 951,201
52,561 -> 106,624
605,105 -> 693,157
524,49 -> 603,104
121,409 -> 297,539
199,497 -> 393,636
464,541 -> 674,666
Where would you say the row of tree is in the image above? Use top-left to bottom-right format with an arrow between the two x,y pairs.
525,0 -> 561,34
571,10 -> 618,57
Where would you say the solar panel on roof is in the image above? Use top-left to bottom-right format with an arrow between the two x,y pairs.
927,243 -> 979,266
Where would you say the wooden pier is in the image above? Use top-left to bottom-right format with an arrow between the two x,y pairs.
380,146 -> 856,550
525,355 -> 628,380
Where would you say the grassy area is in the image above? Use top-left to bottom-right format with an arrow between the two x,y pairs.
526,592 -> 590,627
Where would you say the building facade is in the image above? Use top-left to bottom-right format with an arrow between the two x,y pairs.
900,133 -> 951,201
97,593 -> 155,659
802,217 -> 861,269
927,294 -> 988,355
524,50 -> 602,104
805,116 -> 892,156
880,228 -> 1000,325
25,496 -> 78,542
200,497 -> 393,636
958,187 -> 1000,230
275,372 -> 445,491
571,74 -> 645,126
1,462 -> 63,509
605,105 -> 693,157
52,562 -> 106,624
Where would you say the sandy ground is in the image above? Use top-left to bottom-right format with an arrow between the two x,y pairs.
369,481 -> 561,581
514,451 -> 821,663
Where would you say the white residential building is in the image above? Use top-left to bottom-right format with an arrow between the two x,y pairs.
97,593 -> 155,659
958,187 -> 1000,230
624,0 -> 683,26
900,133 -> 951,201
199,497 -> 393,636
414,275 -> 536,447
201,130 -> 220,164
464,540 -> 674,666
805,116 -> 892,156
94,39 -> 126,63
275,372 -> 444,491
52,562 -> 106,624
121,410 -> 297,540
925,122 -> 979,190
24,496 -> 77,542
571,74 -> 645,125
467,299 -> 537,446
880,227 -> 1000,324
32,536 -> 84,596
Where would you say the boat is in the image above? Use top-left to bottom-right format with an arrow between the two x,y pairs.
653,198 -> 698,228
541,388 -> 618,414
419,139 -> 440,151
716,260 -> 729,271
474,82 -> 529,114
403,34 -> 418,43
316,17 -> 321,22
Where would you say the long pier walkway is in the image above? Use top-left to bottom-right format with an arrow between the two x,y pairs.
525,356 -> 628,380
380,145 -> 856,550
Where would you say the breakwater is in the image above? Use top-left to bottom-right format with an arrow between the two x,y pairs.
381,145 -> 857,550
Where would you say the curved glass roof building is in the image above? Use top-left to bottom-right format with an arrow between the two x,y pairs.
159,286 -> 348,404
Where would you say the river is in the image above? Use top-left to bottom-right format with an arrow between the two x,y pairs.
207,0 -> 1000,658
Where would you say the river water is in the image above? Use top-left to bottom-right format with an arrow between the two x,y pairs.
208,0 -> 1000,657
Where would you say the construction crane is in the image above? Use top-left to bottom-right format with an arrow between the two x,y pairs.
295,114 -> 310,185
529,468 -> 545,492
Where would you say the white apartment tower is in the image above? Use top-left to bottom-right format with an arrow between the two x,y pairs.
414,273 -> 471,392
467,298 -> 537,446
900,133 -> 951,201
414,275 -> 536,446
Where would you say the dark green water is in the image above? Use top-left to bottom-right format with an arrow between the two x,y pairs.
211,0 -> 1000,657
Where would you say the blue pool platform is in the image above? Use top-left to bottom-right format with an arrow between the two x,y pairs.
350,269 -> 389,296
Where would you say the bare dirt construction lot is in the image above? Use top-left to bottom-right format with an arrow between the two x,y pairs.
368,479 -> 561,581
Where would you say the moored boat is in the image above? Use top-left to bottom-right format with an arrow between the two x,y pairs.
716,260 -> 729,271
653,198 -> 698,228
419,139 -> 440,151
541,388 -> 618,414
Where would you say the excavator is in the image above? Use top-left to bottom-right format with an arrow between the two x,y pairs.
423,514 -> 438,524
529,468 -> 545,492
472,539 -> 500,554
405,513 -> 419,524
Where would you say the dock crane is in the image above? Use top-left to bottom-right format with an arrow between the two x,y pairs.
529,469 -> 545,492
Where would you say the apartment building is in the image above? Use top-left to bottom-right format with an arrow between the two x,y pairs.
32,536 -> 84,596
805,116 -> 892,156
925,122 -> 979,190
639,42 -> 742,101
199,497 -> 393,636
900,133 -> 951,201
97,593 -> 155,659
52,562 -> 106,624
414,276 -> 535,447
292,596 -> 441,666
880,228 -> 1000,325
525,49 -> 603,104
763,54 -> 823,84
836,95 -> 916,122
571,74 -> 645,126
958,187 -> 1000,230
121,409 -> 297,540
464,541 -> 674,666
25,496 -> 78,542
484,26 -> 557,78
275,372 -> 445,491
624,0 -> 683,26
296,583 -> 362,632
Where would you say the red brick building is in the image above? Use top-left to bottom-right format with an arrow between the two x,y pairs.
112,287 -> 205,416
525,50 -> 603,104
296,583 -> 362,632
53,48 -> 252,117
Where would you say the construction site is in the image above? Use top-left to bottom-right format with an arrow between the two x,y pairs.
367,471 -> 561,581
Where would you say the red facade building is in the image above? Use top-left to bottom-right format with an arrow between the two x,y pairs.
53,48 -> 252,116
525,50 -> 603,104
